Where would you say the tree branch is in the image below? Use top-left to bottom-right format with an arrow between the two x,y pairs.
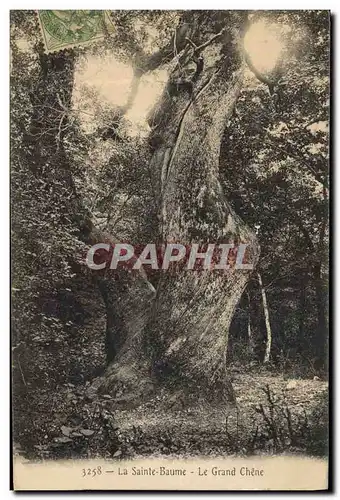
194,28 -> 226,54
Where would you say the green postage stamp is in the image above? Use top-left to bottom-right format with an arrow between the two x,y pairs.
37,10 -> 114,52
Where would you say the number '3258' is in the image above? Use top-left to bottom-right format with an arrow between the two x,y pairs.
82,466 -> 102,477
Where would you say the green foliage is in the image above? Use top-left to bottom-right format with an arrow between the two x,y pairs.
11,11 -> 166,458
223,10 -> 329,368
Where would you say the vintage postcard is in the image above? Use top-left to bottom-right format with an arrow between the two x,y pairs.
11,10 -> 330,491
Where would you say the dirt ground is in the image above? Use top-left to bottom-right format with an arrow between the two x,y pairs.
14,367 -> 328,461
110,372 -> 328,457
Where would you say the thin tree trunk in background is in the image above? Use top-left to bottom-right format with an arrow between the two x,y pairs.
313,261 -> 327,367
313,180 -> 328,368
298,272 -> 307,354
247,291 -> 254,357
258,272 -> 272,364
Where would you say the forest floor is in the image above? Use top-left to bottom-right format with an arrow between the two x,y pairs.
111,371 -> 328,458
13,365 -> 328,461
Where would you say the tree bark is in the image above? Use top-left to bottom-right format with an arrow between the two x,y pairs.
257,273 -> 272,364
247,292 -> 255,358
94,13 -> 260,420
313,181 -> 328,368
298,271 -> 307,354
313,262 -> 327,367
